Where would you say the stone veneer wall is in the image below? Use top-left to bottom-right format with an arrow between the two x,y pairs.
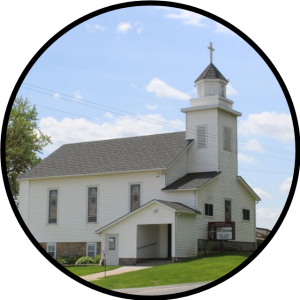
119,258 -> 136,266
198,239 -> 255,252
39,242 -> 101,258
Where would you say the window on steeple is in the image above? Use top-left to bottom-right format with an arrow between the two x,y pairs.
197,125 -> 207,149
223,126 -> 232,152
209,84 -> 215,95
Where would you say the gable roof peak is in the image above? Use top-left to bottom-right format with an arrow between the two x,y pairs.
195,63 -> 228,83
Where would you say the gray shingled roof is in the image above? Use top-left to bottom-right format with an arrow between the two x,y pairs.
19,132 -> 193,180
154,199 -> 201,214
96,199 -> 201,233
195,63 -> 228,82
162,172 -> 221,191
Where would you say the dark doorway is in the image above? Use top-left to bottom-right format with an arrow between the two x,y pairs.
168,224 -> 172,258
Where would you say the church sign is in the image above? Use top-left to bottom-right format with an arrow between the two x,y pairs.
208,222 -> 235,241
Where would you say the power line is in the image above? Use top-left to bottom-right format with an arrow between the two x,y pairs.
21,83 -> 296,155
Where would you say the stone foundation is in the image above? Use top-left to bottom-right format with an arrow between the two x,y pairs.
119,258 -> 136,266
198,239 -> 255,252
39,242 -> 101,258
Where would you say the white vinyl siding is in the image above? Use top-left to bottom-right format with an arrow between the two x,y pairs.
185,109 -> 218,173
47,242 -> 56,258
86,243 -> 97,257
197,125 -> 207,149
176,213 -> 199,257
22,171 -> 194,243
223,126 -> 232,152
165,150 -> 188,185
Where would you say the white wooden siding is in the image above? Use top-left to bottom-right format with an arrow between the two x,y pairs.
19,180 -> 30,226
185,109 -> 218,172
194,110 -> 255,244
165,151 -> 188,185
101,202 -> 175,258
19,170 -> 193,243
176,213 -> 200,257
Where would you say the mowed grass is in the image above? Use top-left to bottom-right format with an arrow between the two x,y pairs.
91,254 -> 250,290
66,265 -> 120,277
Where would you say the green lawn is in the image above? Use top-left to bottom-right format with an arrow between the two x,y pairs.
91,254 -> 250,290
66,265 -> 120,277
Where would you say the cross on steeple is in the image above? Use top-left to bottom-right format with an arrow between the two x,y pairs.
208,42 -> 215,64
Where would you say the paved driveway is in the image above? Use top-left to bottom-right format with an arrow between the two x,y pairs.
114,282 -> 211,295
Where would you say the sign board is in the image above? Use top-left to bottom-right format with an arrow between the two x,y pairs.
102,250 -> 108,260
208,222 -> 235,241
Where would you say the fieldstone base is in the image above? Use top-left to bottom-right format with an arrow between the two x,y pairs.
198,239 -> 255,252
119,258 -> 136,266
39,242 -> 101,258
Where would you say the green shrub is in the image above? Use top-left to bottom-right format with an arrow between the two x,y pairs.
75,256 -> 94,265
72,256 -> 81,264
200,247 -> 210,255
57,256 -> 73,264
228,246 -> 241,254
94,254 -> 102,264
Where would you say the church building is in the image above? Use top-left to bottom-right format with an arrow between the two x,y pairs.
18,44 -> 260,265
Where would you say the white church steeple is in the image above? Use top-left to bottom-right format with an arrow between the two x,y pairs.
181,44 -> 241,174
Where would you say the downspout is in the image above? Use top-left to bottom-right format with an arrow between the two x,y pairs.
175,212 -> 181,262
194,190 -> 198,209
254,201 -> 258,250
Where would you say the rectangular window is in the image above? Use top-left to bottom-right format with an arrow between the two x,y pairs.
197,126 -> 207,148
209,84 -> 215,95
223,126 -> 232,152
130,184 -> 141,212
86,243 -> 97,258
205,203 -> 213,216
225,200 -> 231,222
109,237 -> 116,250
243,209 -> 250,221
221,85 -> 225,97
48,190 -> 58,224
88,187 -> 98,223
47,243 -> 56,258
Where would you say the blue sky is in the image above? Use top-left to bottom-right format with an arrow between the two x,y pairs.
17,5 -> 295,230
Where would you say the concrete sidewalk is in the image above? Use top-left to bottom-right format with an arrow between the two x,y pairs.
80,266 -> 151,281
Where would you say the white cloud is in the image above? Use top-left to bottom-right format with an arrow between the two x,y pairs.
253,188 -> 272,199
226,83 -> 238,96
145,78 -> 190,100
242,138 -> 265,153
239,112 -> 294,144
85,23 -> 106,33
117,22 -> 132,33
136,27 -> 143,34
73,90 -> 82,102
104,112 -> 114,119
280,177 -> 292,193
257,208 -> 280,229
39,114 -> 185,154
145,104 -> 158,111
215,23 -> 235,36
238,153 -> 258,164
53,93 -> 61,99
166,9 -> 207,27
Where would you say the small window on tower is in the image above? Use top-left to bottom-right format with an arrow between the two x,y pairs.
223,126 -> 232,152
209,84 -> 215,95
197,126 -> 207,149
221,85 -> 225,97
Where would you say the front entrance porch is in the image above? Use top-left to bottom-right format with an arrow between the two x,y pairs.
136,224 -> 172,263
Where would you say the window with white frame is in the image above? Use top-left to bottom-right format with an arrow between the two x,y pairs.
86,243 -> 97,258
197,125 -> 207,149
209,84 -> 215,95
87,187 -> 98,223
130,184 -> 141,212
242,209 -> 250,221
48,189 -> 58,224
47,243 -> 56,258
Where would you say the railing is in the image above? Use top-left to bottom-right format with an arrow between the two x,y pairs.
137,242 -> 158,250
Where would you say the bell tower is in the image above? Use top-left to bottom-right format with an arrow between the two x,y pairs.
181,43 -> 241,174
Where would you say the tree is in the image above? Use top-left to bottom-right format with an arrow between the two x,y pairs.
5,97 -> 51,198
